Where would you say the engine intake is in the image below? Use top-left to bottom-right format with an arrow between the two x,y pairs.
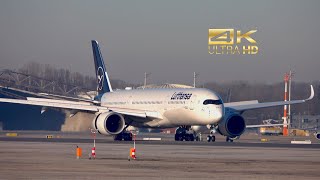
92,112 -> 125,135
316,132 -> 320,140
217,114 -> 246,138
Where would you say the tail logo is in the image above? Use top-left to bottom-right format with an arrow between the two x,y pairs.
97,67 -> 104,91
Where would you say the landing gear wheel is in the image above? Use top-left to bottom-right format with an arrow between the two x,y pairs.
185,134 -> 194,141
114,132 -> 133,141
176,134 -> 183,141
207,135 -> 214,142
174,134 -> 179,141
226,137 -> 234,142
211,135 -> 216,142
123,133 -> 133,141
189,134 -> 195,141
207,135 -> 216,142
207,135 -> 212,142
114,133 -> 123,141
175,126 -> 187,141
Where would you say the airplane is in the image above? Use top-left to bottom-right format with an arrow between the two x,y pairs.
0,40 -> 315,142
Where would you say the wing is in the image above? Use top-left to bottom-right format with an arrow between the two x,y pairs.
107,107 -> 162,119
0,85 -> 98,104
38,93 -> 98,104
0,97 -> 105,111
225,85 -> 314,112
0,97 -> 162,120
246,123 -> 287,128
224,100 -> 258,107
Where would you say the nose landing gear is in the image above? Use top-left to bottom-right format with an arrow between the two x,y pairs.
207,127 -> 216,142
206,125 -> 216,142
207,134 -> 216,142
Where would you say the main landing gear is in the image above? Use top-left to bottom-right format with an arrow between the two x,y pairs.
114,124 -> 133,141
114,131 -> 133,141
174,126 -> 196,141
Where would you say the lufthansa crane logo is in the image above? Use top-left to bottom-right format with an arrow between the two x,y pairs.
97,67 -> 104,91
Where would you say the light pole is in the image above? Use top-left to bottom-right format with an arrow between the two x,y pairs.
193,72 -> 199,88
144,72 -> 151,89
288,70 -> 294,129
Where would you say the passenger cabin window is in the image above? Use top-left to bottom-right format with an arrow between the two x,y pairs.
203,99 -> 222,105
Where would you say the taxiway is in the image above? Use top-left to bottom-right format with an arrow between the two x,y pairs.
0,132 -> 319,179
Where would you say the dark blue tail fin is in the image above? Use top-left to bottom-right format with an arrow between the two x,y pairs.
91,40 -> 113,97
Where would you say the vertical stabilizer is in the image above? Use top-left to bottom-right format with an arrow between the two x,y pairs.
91,40 -> 113,97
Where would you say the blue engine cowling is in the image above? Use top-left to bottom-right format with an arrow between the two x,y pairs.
316,132 -> 320,140
217,114 -> 246,138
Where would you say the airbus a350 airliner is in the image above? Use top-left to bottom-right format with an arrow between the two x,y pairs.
0,40 -> 314,142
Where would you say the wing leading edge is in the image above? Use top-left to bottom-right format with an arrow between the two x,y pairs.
225,85 -> 314,112
246,123 -> 288,128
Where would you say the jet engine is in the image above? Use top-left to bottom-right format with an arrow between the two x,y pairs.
217,113 -> 246,138
92,112 -> 125,135
315,132 -> 320,140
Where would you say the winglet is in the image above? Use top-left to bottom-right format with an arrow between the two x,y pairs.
306,85 -> 314,101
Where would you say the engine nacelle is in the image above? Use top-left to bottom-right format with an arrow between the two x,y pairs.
315,132 -> 320,140
92,112 -> 125,135
217,114 -> 246,138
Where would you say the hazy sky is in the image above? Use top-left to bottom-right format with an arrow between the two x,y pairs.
0,0 -> 319,85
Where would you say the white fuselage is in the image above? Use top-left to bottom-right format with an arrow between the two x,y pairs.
101,88 -> 224,128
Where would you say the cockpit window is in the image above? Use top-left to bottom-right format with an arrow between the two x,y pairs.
203,99 -> 222,105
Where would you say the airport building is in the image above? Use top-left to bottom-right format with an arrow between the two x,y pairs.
291,114 -> 320,130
